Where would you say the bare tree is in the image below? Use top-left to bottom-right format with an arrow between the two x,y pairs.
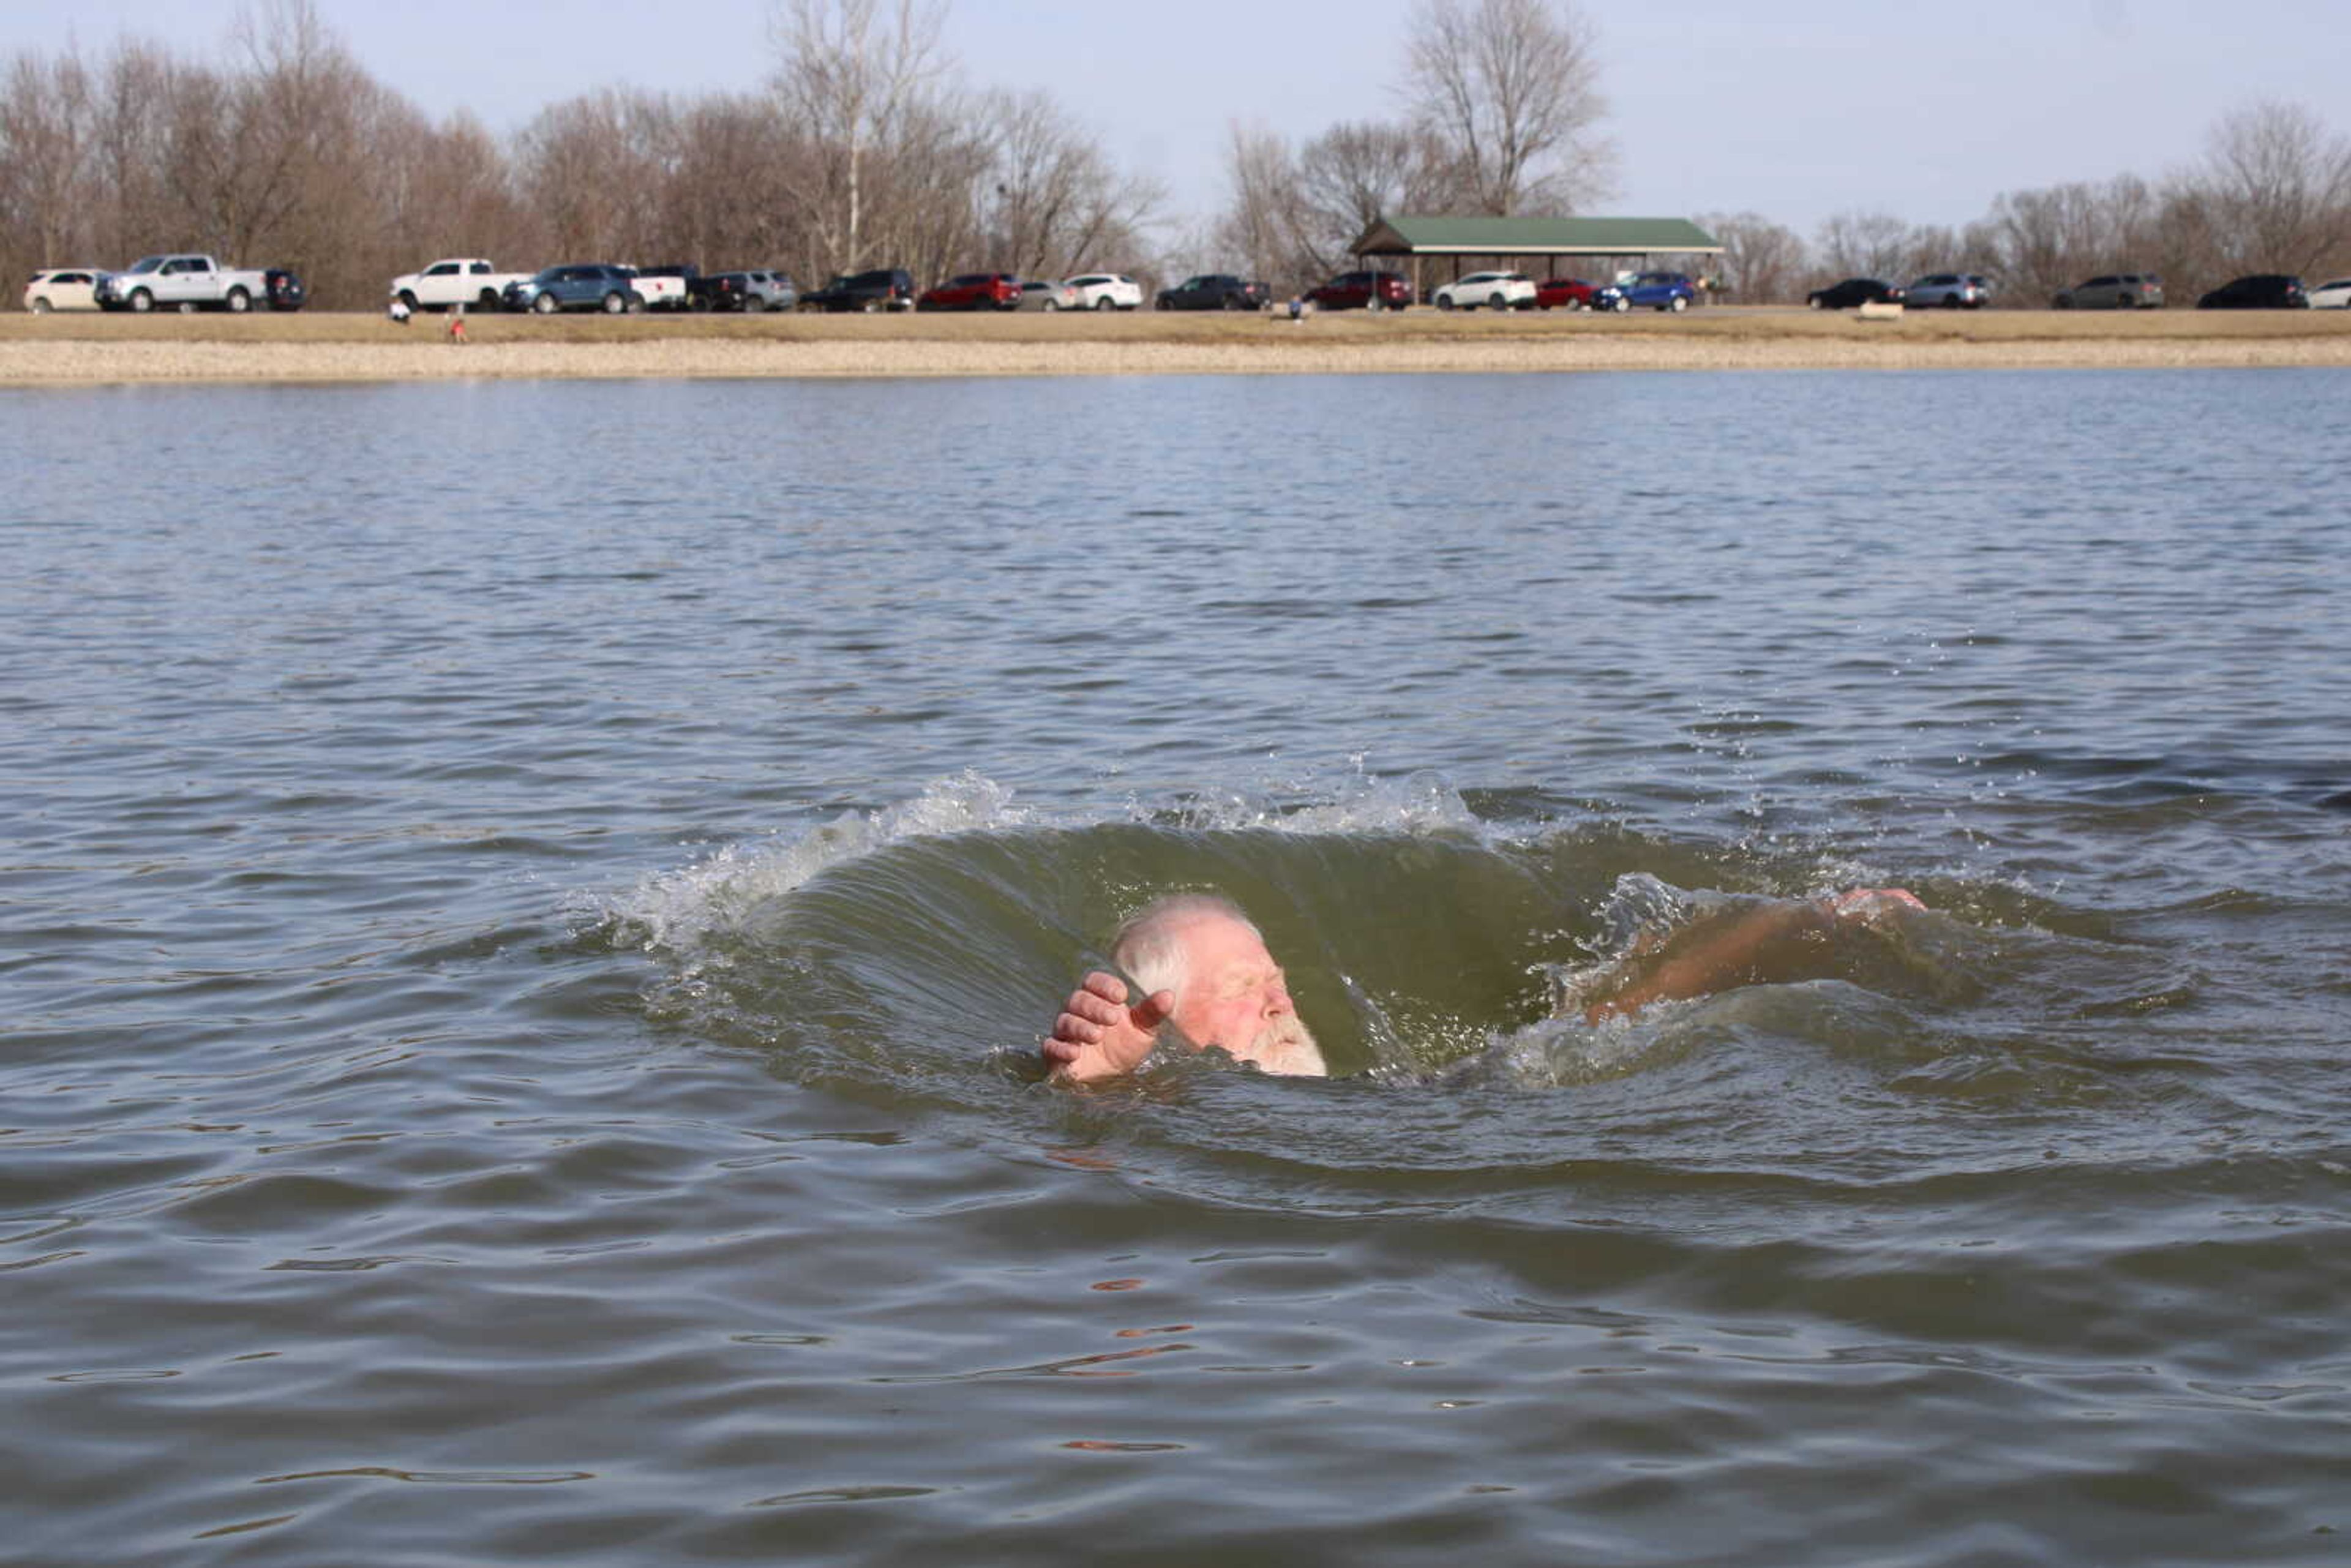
1213,117 -> 1471,290
1903,219 -> 2002,285
0,49 -> 99,266
1400,0 -> 1611,215
1987,181 -> 2106,299
658,93 -> 800,269
378,107 -> 541,269
513,88 -> 680,260
864,93 -> 991,283
96,0 -> 373,272
1212,121 -> 1313,290
1694,210 -> 1808,303
514,92 -> 631,258
1148,214 -> 1223,296
91,42 -> 179,264
217,1 -> 370,255
1983,174 -> 2164,301
1813,209 -> 1915,281
1295,119 -> 1459,266
770,0 -> 951,274
2175,99 -> 2351,279
977,88 -> 1163,278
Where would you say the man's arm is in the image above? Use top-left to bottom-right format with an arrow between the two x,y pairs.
1043,972 -> 1177,1082
1581,888 -> 1924,1021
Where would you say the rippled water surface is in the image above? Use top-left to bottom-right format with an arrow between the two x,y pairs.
6,369 -> 2348,1565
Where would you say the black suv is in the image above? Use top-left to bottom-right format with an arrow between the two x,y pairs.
1806,277 -> 1903,309
691,271 -> 797,312
2197,274 -> 2308,309
800,268 -> 915,312
1155,274 -> 1268,311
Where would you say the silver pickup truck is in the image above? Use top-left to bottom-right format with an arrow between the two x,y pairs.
97,254 -> 272,313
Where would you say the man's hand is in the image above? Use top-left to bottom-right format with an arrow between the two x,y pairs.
1043,972 -> 1177,1082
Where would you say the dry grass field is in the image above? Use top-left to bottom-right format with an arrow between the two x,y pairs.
6,304 -> 2350,383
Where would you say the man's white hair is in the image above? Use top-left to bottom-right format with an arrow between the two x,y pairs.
1111,892 -> 1259,1000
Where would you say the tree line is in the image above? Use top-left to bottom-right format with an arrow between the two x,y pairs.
1206,0 -> 1614,289
5,0 -> 2349,310
0,0 -> 1161,309
1218,23 -> 2351,309
1696,100 -> 2351,306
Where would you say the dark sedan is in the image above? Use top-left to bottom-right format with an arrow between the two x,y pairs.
1155,274 -> 1267,311
1305,271 -> 1411,310
2197,274 -> 2308,309
917,272 -> 1022,310
800,268 -> 916,312
1807,277 -> 1904,310
502,264 -> 644,315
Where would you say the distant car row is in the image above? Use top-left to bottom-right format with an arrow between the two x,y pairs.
375,260 -> 1153,316
1147,268 -> 1700,313
26,257 -> 2351,317
1806,274 -> 1995,309
21,254 -> 306,313
1805,271 -> 2341,310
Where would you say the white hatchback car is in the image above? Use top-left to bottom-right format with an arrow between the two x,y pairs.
2307,278 -> 2351,310
1433,271 -> 1537,310
1063,273 -> 1142,311
23,268 -> 108,313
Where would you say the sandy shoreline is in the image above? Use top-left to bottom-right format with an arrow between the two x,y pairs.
6,308 -> 2350,383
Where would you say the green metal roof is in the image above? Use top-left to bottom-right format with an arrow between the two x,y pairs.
1352,214 -> 1722,256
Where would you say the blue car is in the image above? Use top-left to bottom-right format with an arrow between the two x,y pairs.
501,264 -> 645,315
1592,271 -> 1697,313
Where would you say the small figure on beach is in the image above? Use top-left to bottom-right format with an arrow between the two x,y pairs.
446,307 -> 468,344
387,296 -> 412,324
1042,887 -> 1925,1082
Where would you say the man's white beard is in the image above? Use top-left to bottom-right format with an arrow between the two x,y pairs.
1235,1015 -> 1327,1077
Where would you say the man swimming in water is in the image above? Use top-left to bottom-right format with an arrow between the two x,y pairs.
1044,893 -> 1327,1082
1041,887 -> 1925,1082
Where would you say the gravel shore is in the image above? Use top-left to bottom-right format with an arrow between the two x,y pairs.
7,308 -> 2349,383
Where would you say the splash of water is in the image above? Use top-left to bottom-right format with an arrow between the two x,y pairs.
607,771 -> 1030,956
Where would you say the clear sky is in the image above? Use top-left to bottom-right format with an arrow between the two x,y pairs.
14,0 -> 2350,238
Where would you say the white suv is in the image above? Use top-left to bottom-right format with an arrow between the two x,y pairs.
1433,271 -> 1537,310
23,268 -> 108,312
1063,273 -> 1142,311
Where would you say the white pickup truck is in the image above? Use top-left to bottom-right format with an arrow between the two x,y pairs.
389,258 -> 533,313
620,266 -> 694,312
96,254 -> 271,313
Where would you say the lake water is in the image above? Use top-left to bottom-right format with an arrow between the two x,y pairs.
5,368 -> 2348,1566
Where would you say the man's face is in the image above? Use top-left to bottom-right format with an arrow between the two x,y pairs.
1169,914 -> 1322,1075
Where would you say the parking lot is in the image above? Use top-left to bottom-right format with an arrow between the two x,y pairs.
7,303 -> 2350,384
